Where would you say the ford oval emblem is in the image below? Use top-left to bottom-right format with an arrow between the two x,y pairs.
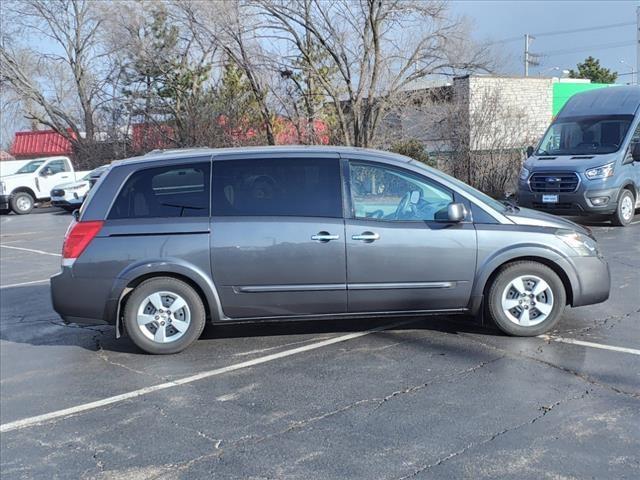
547,177 -> 561,182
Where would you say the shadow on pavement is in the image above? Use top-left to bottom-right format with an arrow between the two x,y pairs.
0,283 -> 502,355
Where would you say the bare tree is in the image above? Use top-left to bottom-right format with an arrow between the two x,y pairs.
0,0 -> 113,165
260,0 -> 493,148
178,1 -> 277,145
413,78 -> 537,197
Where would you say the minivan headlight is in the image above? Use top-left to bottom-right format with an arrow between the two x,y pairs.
556,229 -> 598,256
519,167 -> 530,181
585,162 -> 615,180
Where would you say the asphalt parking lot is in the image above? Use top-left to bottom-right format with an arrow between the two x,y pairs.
1,208 -> 639,479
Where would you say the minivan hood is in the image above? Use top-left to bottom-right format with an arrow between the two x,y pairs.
524,152 -> 619,172
507,207 -> 591,235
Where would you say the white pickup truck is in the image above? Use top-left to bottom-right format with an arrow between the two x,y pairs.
0,156 -> 90,215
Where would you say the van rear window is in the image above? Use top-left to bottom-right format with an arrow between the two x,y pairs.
109,163 -> 210,219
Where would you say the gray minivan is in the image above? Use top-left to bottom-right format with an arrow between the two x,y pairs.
51,147 -> 610,354
518,86 -> 640,226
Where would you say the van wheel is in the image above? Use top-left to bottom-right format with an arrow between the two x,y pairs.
487,261 -> 566,337
612,189 -> 635,226
123,277 -> 206,354
10,192 -> 34,215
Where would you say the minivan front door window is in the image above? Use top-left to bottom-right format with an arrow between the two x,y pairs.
349,162 -> 453,221
536,115 -> 634,156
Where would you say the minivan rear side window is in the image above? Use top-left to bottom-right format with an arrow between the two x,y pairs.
212,158 -> 342,217
109,163 -> 210,219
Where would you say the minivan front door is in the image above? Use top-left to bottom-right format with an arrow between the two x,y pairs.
210,154 -> 347,319
345,161 -> 477,313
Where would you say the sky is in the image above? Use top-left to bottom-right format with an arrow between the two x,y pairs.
450,0 -> 637,82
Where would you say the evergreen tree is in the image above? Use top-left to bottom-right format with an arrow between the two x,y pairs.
568,57 -> 618,84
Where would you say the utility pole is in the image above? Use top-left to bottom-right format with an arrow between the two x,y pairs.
524,34 -> 530,76
523,34 -> 539,76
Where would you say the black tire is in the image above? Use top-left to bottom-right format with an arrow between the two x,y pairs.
123,277 -> 206,354
487,261 -> 566,337
10,192 -> 34,215
612,189 -> 635,227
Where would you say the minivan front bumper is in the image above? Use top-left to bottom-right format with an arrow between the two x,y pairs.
559,255 -> 611,307
518,184 -> 620,216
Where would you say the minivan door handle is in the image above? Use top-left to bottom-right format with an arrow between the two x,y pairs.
352,232 -> 380,242
311,232 -> 340,242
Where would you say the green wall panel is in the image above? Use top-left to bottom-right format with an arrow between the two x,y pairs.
552,82 -> 615,116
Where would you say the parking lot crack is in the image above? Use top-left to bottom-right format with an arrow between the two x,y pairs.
150,403 -> 223,448
219,356 -> 504,452
392,389 -> 591,479
371,357 -> 503,413
555,307 -> 640,337
460,334 -> 640,399
96,344 -> 167,381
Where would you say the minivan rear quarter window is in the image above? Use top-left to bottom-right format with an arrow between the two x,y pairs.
109,163 -> 210,219
212,157 -> 342,217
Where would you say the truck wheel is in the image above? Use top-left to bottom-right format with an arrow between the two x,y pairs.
612,189 -> 635,226
123,277 -> 206,354
10,192 -> 34,215
487,261 -> 566,337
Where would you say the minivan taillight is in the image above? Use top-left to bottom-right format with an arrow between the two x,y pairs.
62,221 -> 103,260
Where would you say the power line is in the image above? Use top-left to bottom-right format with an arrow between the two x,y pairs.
533,21 -> 635,38
488,21 -> 635,46
543,40 -> 636,57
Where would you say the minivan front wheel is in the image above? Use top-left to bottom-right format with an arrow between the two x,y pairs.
487,261 -> 566,336
612,189 -> 635,226
123,277 -> 206,354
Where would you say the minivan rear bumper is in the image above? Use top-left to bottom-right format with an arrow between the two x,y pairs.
50,267 -> 113,325
518,186 -> 620,216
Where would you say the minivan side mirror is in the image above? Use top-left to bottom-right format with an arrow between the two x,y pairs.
435,202 -> 466,223
526,146 -> 534,158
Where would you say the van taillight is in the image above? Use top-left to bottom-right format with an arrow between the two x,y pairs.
62,221 -> 103,259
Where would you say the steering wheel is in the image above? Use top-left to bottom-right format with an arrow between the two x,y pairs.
395,192 -> 415,219
367,209 -> 384,219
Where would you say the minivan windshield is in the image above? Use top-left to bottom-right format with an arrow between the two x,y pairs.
15,160 -> 46,174
536,114 -> 634,156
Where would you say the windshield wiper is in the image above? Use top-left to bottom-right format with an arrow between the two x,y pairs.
500,200 -> 520,213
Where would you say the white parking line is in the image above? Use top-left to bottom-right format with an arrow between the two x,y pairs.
0,245 -> 61,257
541,335 -> 640,355
0,319 -> 415,433
0,279 -> 51,289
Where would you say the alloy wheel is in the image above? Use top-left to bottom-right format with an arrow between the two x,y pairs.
620,194 -> 633,222
501,275 -> 554,327
136,291 -> 191,343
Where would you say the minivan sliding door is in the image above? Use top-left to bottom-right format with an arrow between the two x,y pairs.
210,154 -> 347,319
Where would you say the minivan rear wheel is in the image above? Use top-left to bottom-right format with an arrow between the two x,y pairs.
123,277 -> 206,354
612,189 -> 635,226
487,261 -> 566,336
